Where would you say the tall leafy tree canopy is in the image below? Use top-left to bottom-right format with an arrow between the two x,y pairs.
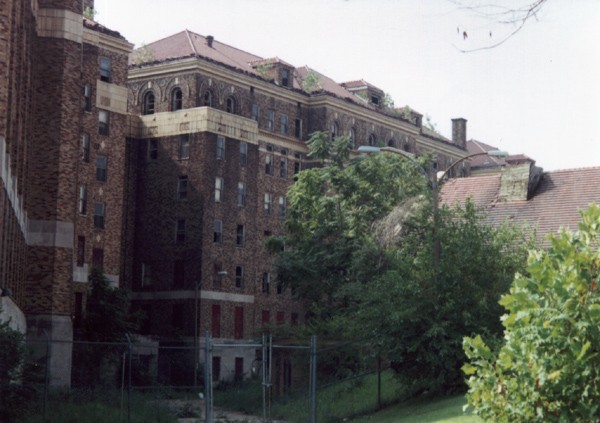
271,132 -> 532,392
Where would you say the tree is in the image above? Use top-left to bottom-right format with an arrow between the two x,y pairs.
463,204 -> 600,421
451,0 -> 549,52
72,269 -> 141,387
270,135 -> 532,393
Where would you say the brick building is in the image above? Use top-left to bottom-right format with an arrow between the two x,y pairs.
1,3 -> 469,385
1,0 -> 132,385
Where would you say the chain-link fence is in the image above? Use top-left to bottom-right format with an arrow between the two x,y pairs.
11,334 -> 403,422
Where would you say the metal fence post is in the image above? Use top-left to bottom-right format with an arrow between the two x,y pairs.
204,331 -> 213,423
42,330 -> 49,423
309,335 -> 317,423
125,334 -> 132,423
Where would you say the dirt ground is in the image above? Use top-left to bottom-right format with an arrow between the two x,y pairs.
161,399 -> 286,422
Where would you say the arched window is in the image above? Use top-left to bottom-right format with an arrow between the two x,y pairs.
143,91 -> 155,115
368,133 -> 376,146
331,122 -> 339,140
226,96 -> 236,114
387,139 -> 394,147
403,143 -> 411,152
203,90 -> 213,107
349,128 -> 356,146
171,88 -> 183,111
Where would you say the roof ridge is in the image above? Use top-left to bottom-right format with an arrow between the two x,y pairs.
184,29 -> 198,57
547,166 -> 600,173
183,29 -> 263,61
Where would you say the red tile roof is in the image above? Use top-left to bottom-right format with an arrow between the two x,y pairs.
440,167 -> 600,247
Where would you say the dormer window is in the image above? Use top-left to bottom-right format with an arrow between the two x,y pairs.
281,69 -> 290,87
371,95 -> 380,105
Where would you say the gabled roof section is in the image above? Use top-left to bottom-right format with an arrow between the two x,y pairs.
250,56 -> 294,68
295,66 -> 356,100
341,79 -> 384,93
440,167 -> 600,246
129,30 -> 263,70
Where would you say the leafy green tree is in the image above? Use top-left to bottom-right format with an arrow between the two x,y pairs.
271,135 -> 532,393
72,269 -> 141,388
463,204 -> 600,421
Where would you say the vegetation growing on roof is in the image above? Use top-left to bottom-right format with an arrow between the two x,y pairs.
83,6 -> 97,20
302,69 -> 322,93
132,43 -> 155,65
255,62 -> 273,80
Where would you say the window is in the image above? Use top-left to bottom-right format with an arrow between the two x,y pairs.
331,122 -> 339,139
237,182 -> 246,207
81,134 -> 90,162
215,177 -> 224,202
368,133 -> 376,146
83,84 -> 92,111
260,311 -> 270,327
226,96 -> 236,114
142,263 -> 152,287
171,88 -> 183,111
267,110 -> 275,131
278,196 -> 286,218
175,219 -> 186,244
262,272 -> 270,294
213,220 -> 222,243
280,115 -> 288,135
371,95 -> 380,105
277,311 -> 285,325
99,57 -> 111,82
235,266 -> 244,288
96,156 -> 107,182
146,139 -> 158,160
203,90 -> 213,107
239,142 -> 247,166
265,154 -> 273,175
143,91 -> 155,115
236,224 -> 245,247
280,158 -> 287,178
176,176 -> 188,200
173,260 -> 185,288
235,357 -> 244,382
78,185 -> 87,214
216,136 -> 225,160
212,356 -> 221,381
251,104 -> 259,121
179,134 -> 189,159
92,248 -> 104,270
349,128 -> 356,147
211,304 -> 221,337
294,161 -> 301,175
76,236 -> 85,267
234,306 -> 244,339
281,68 -> 290,87
99,110 -> 109,135
94,203 -> 105,229
264,193 -> 272,215
387,139 -> 394,147
295,118 -> 302,139
277,281 -> 284,295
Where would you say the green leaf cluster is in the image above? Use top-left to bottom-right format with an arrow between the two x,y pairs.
463,204 -> 600,421
272,137 -> 531,393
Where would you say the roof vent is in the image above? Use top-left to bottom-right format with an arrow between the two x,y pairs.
206,35 -> 214,48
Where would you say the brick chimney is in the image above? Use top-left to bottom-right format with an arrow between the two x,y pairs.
206,35 -> 214,48
451,118 -> 467,149
499,161 -> 543,201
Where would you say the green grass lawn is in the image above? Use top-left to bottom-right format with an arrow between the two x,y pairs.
349,395 -> 482,423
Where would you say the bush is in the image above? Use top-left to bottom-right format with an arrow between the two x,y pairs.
463,204 -> 600,421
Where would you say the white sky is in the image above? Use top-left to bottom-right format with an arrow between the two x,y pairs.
94,0 -> 600,171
